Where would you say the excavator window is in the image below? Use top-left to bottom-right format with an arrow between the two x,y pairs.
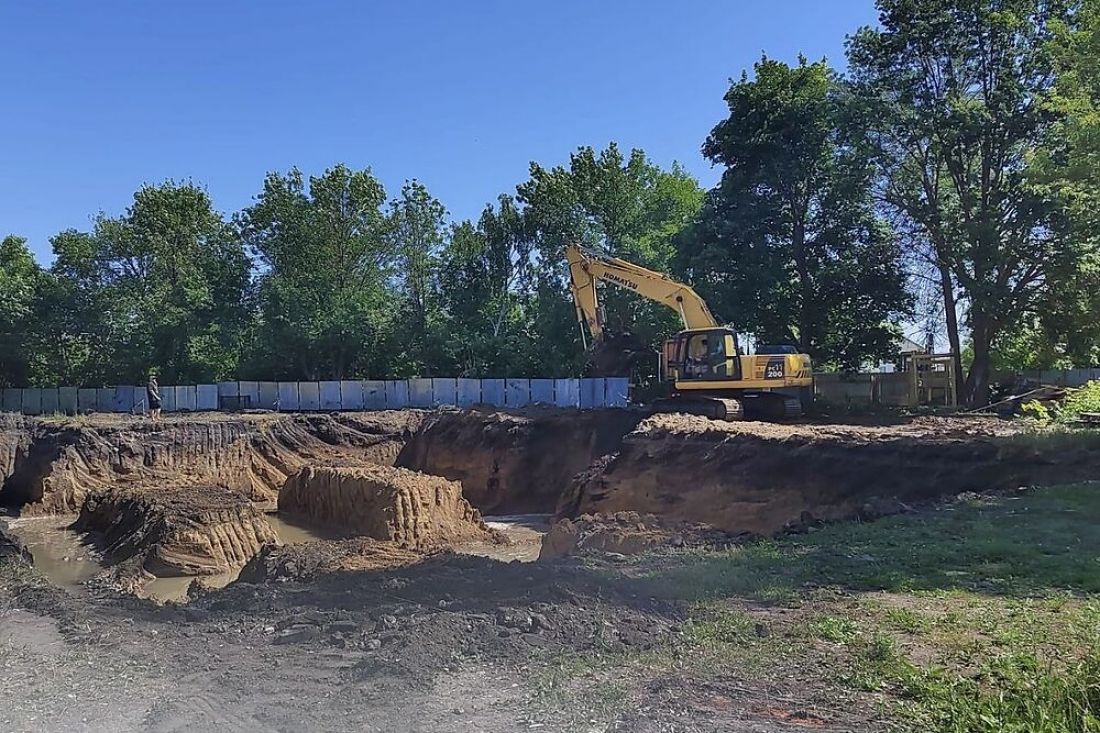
679,330 -> 741,381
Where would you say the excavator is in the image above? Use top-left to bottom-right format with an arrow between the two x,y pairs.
566,243 -> 813,421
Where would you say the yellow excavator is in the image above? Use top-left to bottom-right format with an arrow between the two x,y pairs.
566,243 -> 813,420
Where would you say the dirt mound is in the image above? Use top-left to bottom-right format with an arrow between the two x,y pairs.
238,537 -> 423,583
278,465 -> 495,550
0,412 -> 419,514
395,408 -> 643,513
558,415 -> 1100,536
540,511 -> 743,560
73,486 -> 277,576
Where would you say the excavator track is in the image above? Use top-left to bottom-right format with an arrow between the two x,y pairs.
651,396 -> 745,421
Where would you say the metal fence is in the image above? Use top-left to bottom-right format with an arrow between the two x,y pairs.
0,377 -> 631,416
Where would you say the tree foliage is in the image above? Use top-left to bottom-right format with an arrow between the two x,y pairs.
681,57 -> 910,370
4,3 -> 1098,394
848,0 -> 1076,404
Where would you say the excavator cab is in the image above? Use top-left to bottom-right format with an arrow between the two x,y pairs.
661,328 -> 743,382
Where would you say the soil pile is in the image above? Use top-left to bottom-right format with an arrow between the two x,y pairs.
0,412 -> 419,514
73,486 -> 277,576
558,414 -> 1100,536
238,537 -> 423,582
278,465 -> 494,550
395,408 -> 642,513
540,511 -> 743,560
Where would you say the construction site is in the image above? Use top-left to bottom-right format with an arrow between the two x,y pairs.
0,402 -> 1097,731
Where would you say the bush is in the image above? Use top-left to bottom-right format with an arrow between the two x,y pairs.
1059,381 -> 1100,423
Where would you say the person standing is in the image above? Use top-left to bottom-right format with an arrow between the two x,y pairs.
147,374 -> 161,421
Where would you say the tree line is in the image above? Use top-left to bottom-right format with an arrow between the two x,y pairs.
3,0 -> 1098,406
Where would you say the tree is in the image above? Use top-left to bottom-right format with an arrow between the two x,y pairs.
516,143 -> 703,379
40,184 -> 249,385
437,197 -> 535,376
240,165 -> 391,380
0,235 -> 43,387
848,0 -> 1074,404
384,180 -> 448,376
1026,0 -> 1100,366
681,57 -> 910,371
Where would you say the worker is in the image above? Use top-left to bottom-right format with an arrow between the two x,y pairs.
147,374 -> 161,421
686,337 -> 709,377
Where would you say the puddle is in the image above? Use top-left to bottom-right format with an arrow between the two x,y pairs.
3,511 -> 340,602
459,514 -> 551,562
3,515 -> 105,590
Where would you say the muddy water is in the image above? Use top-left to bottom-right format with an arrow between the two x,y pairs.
459,514 -> 551,562
3,515 -> 104,588
5,512 -> 337,602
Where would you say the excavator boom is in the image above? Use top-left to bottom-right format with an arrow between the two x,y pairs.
566,244 -> 719,342
564,242 -> 813,422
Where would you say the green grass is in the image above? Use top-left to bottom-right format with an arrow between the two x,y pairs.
616,483 -> 1100,731
638,483 -> 1100,600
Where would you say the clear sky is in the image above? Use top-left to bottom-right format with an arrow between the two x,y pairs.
1,0 -> 878,262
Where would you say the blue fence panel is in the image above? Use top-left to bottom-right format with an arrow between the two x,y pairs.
432,378 -> 457,406
530,379 -> 554,405
505,379 -> 531,407
2,389 -> 20,413
456,378 -> 481,407
256,382 -> 279,410
196,384 -> 218,411
59,387 -> 78,415
605,377 -> 629,407
177,385 -> 197,412
239,381 -> 260,408
95,388 -> 113,412
217,382 -> 239,409
554,379 -> 579,408
21,389 -> 42,415
363,381 -> 386,409
385,380 -> 409,409
40,388 -> 60,415
160,385 -> 177,412
578,378 -> 602,409
319,381 -> 342,410
481,378 -> 505,407
340,381 -> 364,410
111,386 -> 135,413
78,388 -> 97,412
277,382 -> 299,411
408,378 -> 432,408
299,382 -> 321,411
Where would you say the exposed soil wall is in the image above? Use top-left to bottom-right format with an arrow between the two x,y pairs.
0,413 -> 30,488
73,486 -> 277,576
278,465 -> 493,550
0,412 -> 420,514
558,415 -> 1100,536
395,408 -> 643,514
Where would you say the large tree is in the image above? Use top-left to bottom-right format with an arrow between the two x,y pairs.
437,197 -> 536,376
848,0 -> 1074,404
42,183 -> 250,385
383,180 -> 448,376
0,235 -> 44,387
240,165 -> 391,380
681,57 -> 910,371
516,143 -> 703,379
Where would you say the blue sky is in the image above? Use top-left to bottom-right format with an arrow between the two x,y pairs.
1,1 -> 878,262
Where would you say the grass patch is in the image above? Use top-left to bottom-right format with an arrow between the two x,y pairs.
639,483 -> 1100,600
811,615 -> 859,643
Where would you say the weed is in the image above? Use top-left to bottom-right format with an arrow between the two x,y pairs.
812,615 -> 859,643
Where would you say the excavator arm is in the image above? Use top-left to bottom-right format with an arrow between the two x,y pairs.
565,243 -> 719,343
